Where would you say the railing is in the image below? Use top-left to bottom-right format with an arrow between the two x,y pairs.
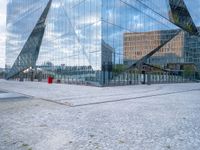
7,70 -> 198,87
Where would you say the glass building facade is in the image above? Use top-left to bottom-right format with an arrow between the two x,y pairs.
6,0 -> 200,86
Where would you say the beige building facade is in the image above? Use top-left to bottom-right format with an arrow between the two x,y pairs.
124,29 -> 186,66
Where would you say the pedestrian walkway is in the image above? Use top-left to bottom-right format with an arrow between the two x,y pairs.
0,79 -> 200,106
0,90 -> 29,100
1,80 -> 200,150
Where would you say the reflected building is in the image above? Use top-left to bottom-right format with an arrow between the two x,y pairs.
124,28 -> 200,68
6,0 -> 200,86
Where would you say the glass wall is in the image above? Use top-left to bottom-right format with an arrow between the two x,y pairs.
7,0 -> 103,85
102,0 -> 179,65
6,0 -> 48,69
6,0 -> 200,86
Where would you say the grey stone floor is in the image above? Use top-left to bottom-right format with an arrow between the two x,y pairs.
0,80 -> 200,150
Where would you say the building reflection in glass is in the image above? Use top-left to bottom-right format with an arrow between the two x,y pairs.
6,0 -> 200,86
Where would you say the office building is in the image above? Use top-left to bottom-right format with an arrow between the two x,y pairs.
6,0 -> 200,86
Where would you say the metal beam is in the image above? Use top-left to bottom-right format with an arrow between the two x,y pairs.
124,0 -> 199,73
168,0 -> 199,35
7,0 -> 52,79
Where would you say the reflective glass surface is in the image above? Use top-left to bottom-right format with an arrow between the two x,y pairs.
6,0 -> 200,86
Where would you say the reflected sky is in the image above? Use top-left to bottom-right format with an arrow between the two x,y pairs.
0,1 -> 6,68
5,0 -> 200,70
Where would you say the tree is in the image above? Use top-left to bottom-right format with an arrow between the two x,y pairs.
112,64 -> 126,73
183,65 -> 195,79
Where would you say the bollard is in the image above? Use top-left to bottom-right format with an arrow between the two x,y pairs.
48,76 -> 53,84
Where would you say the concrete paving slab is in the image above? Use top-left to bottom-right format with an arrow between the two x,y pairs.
0,88 -> 200,150
1,80 -> 200,149
0,93 -> 28,100
0,90 -> 6,93
0,87 -> 29,100
1,80 -> 200,106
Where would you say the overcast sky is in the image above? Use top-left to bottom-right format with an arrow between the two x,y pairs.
0,1 -> 6,68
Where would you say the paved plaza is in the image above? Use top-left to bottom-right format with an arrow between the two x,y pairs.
0,80 -> 200,150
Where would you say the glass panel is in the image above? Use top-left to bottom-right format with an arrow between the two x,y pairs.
6,0 -> 200,85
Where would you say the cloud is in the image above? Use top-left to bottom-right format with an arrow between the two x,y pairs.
0,1 -> 6,68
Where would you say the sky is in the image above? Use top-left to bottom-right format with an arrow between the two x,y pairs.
1,0 -> 200,69
0,1 -> 6,68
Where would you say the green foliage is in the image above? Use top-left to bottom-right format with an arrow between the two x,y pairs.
22,143 -> 29,147
173,13 -> 179,24
186,23 -> 193,32
112,64 -> 126,73
48,74 -> 54,79
183,65 -> 195,78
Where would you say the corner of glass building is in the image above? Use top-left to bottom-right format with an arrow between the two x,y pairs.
5,0 -> 200,86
